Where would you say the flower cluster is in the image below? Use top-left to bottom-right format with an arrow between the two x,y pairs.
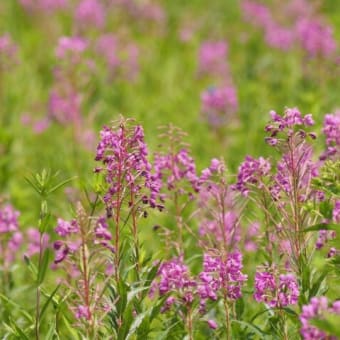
232,155 -> 271,196
153,257 -> 196,312
198,252 -> 247,311
242,0 -> 337,57
254,270 -> 299,308
0,33 -> 18,68
53,205 -> 113,325
198,41 -> 229,78
201,86 -> 238,127
75,0 -> 106,30
154,147 -> 199,195
265,108 -> 314,146
296,18 -> 336,58
0,204 -> 22,267
96,34 -> 140,80
95,120 -> 162,210
55,36 -> 88,61
25,228 -> 50,257
300,297 -> 340,340
320,111 -> 340,160
198,159 -> 241,249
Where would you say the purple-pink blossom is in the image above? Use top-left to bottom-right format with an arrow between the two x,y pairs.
75,0 -> 106,29
296,18 -> 336,58
198,41 -> 229,78
232,156 -> 271,196
300,297 -> 340,340
198,252 -> 247,309
254,270 -> 299,308
201,86 -> 238,127
320,111 -> 340,160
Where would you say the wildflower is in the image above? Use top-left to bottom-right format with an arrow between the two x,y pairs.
232,156 -> 271,196
0,204 -> 20,233
0,33 -> 18,66
207,319 -> 218,329
296,18 -> 336,58
300,297 -> 340,339
25,228 -> 50,257
55,218 -> 80,237
75,0 -> 105,29
254,270 -> 299,308
320,112 -> 340,160
201,86 -> 238,127
75,305 -> 91,320
55,36 -> 87,60
198,252 -> 247,308
198,41 -> 229,78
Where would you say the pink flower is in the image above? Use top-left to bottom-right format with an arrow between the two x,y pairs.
75,0 -> 105,29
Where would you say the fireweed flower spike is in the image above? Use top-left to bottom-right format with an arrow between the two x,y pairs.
153,124 -> 199,256
53,204 -> 113,335
254,269 -> 299,308
95,117 -> 162,279
151,257 -> 197,338
197,158 -> 242,252
234,108 -> 320,273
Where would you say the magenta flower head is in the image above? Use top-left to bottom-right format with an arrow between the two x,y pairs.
333,200 -> 340,223
0,204 -> 20,233
320,111 -> 340,160
232,155 -> 271,196
264,23 -> 295,51
55,36 -> 88,61
300,297 -> 340,339
95,118 -> 162,211
198,41 -> 229,77
152,257 -> 197,313
296,18 -> 336,58
254,269 -> 299,308
0,204 -> 23,267
198,252 -> 247,308
241,0 -> 272,29
0,33 -> 18,67
55,218 -> 80,237
25,227 -> 50,257
201,86 -> 238,127
75,0 -> 106,30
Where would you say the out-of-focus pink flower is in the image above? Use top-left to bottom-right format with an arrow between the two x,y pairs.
296,18 -> 336,58
198,41 -> 229,78
25,228 -> 50,257
75,0 -> 106,29
55,37 -> 88,60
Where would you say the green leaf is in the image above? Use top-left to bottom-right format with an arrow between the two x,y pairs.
311,314 -> 340,337
47,176 -> 77,194
235,298 -> 245,319
40,284 -> 60,322
309,269 -> 330,299
303,223 -> 339,232
62,316 -> 80,339
38,248 -> 50,285
24,255 -> 38,280
9,318 -> 30,340
0,294 -> 33,322
231,319 -> 269,339
126,310 -> 149,340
